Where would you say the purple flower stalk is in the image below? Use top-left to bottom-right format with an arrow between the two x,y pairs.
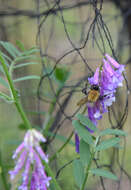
9,129 -> 51,190
75,54 -> 125,153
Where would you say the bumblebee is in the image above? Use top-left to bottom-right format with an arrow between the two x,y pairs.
77,84 -> 100,106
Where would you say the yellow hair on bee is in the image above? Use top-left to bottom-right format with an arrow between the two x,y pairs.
87,90 -> 100,102
77,88 -> 100,106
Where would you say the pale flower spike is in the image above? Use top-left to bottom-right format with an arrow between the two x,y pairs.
9,129 -> 51,190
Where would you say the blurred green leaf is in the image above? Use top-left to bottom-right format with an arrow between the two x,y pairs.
22,48 -> 39,56
54,67 -> 70,85
96,137 -> 120,151
15,55 -> 38,62
73,159 -> 85,187
49,183 -> 56,190
0,77 -> 9,88
1,52 -> 11,63
99,128 -> 127,137
80,139 -> 91,166
72,120 -> 93,145
16,40 -> 25,51
18,123 -> 27,130
0,65 -> 4,73
90,168 -> 118,180
0,41 -> 20,58
13,75 -> 40,82
14,62 -> 39,69
0,92 -> 13,102
76,113 -> 97,132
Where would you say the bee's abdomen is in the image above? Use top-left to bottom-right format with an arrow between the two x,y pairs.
87,90 -> 100,102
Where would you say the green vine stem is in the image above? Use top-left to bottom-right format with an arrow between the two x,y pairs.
42,159 -> 62,190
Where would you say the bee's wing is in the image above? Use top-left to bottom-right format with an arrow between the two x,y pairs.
77,96 -> 89,106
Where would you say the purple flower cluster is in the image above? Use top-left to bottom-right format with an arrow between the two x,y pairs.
9,129 -> 51,190
75,54 -> 125,153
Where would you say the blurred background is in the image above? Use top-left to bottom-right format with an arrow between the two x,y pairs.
0,0 -> 131,189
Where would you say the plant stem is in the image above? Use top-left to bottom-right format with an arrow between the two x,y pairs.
0,54 -> 32,129
0,152 -> 9,190
49,131 -> 74,162
42,160 -> 62,190
80,153 -> 94,190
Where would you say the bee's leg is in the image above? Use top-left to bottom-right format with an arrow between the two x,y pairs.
82,88 -> 88,95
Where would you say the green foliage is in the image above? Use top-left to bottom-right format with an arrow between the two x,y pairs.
15,40 -> 25,51
0,41 -> 41,102
0,41 -> 21,58
90,168 -> 118,181
13,62 -> 39,69
73,159 -> 85,188
43,64 -> 70,85
0,77 -> 9,88
72,120 -> 93,145
72,113 -> 123,187
54,66 -> 70,85
80,139 -> 91,166
76,113 -> 97,132
95,137 -> 121,151
13,75 -> 40,83
18,123 -> 27,130
99,128 -> 127,136
0,92 -> 13,103
49,183 -> 56,190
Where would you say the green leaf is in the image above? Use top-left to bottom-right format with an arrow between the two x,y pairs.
13,75 -> 40,82
90,168 -> 118,180
54,67 -> 70,84
99,128 -> 127,137
14,62 -> 39,69
80,139 -> 91,166
72,120 -> 93,145
96,137 -> 120,151
18,123 -> 27,130
0,92 -> 13,102
1,52 -> 12,63
15,55 -> 38,62
73,159 -> 85,187
21,48 -> 39,56
0,77 -> 9,88
0,53 -> 10,68
76,113 -> 97,132
0,41 -> 20,58
0,65 -> 4,73
49,183 -> 56,190
16,40 -> 25,51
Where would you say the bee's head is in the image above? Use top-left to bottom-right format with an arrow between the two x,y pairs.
91,84 -> 99,91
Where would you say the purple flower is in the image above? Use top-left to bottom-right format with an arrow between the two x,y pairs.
88,54 -> 125,124
89,54 -> 124,122
9,129 -> 51,190
75,54 -> 125,152
75,133 -> 80,153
